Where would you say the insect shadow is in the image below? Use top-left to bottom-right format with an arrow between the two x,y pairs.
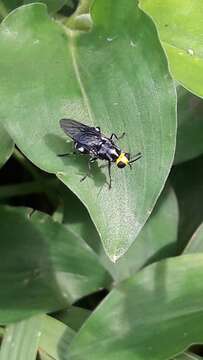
44,133 -> 107,188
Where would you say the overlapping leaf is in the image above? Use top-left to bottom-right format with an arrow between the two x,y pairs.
62,184 -> 178,281
66,255 -> 203,360
171,156 -> 203,252
0,315 -> 42,360
140,0 -> 203,98
0,125 -> 14,168
175,86 -> 203,164
0,1 -> 176,260
0,206 -> 111,324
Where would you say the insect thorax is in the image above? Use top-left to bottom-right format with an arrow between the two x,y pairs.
97,141 -> 121,162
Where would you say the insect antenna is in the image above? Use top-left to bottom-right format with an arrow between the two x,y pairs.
129,152 -> 142,164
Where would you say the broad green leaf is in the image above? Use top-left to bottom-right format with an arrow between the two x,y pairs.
171,156 -> 203,252
39,315 -> 75,360
175,86 -> 203,164
0,315 -> 42,360
0,206 -> 111,324
55,306 -> 91,331
112,185 -> 178,280
139,0 -> 203,98
23,1 -> 70,14
174,354 -> 202,360
0,0 -> 69,14
0,2 -> 176,261
184,222 -> 203,254
62,184 -> 178,281
0,125 -> 14,168
67,255 -> 203,360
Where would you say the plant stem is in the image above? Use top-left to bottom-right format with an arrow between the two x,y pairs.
64,0 -> 92,31
76,0 -> 93,15
0,179 -> 57,199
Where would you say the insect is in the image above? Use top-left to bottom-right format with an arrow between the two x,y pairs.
58,119 -> 141,189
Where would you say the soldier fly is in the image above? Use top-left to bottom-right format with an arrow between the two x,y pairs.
58,119 -> 141,189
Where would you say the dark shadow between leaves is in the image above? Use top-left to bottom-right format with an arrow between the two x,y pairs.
142,243 -> 177,270
44,133 -> 107,189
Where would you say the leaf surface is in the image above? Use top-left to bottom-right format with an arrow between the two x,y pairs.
140,0 -> 203,97
0,206 -> 111,324
66,255 -> 203,360
0,316 -> 42,360
0,1 -> 176,260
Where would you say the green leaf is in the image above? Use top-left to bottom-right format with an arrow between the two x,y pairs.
39,315 -> 75,360
0,0 -> 69,14
0,315 -> 43,360
112,185 -> 178,280
67,255 -> 203,360
0,2 -> 176,261
184,222 -> 203,254
175,86 -> 203,164
55,306 -> 91,331
0,206 -> 111,324
0,1 -> 21,16
62,184 -> 178,281
139,0 -> 203,98
171,156 -> 203,252
173,353 -> 203,360
38,353 -> 53,360
0,125 -> 14,168
23,0 -> 70,14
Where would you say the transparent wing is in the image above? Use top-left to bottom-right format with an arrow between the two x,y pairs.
59,118 -> 102,147
60,119 -> 90,140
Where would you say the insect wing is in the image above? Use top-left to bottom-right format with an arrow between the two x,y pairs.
60,119 -> 90,140
60,118 -> 102,147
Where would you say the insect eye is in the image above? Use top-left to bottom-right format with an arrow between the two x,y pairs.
125,153 -> 130,160
117,161 -> 126,168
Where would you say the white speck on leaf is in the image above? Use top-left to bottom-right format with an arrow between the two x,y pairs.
111,255 -> 118,263
187,48 -> 194,55
107,36 -> 117,42
3,27 -> 17,38
130,40 -> 136,47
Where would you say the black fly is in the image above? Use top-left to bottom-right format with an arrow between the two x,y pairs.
58,119 -> 141,189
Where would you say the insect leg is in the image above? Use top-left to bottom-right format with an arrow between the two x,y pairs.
80,157 -> 97,182
108,161 -> 112,189
57,151 -> 77,157
110,132 -> 125,141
